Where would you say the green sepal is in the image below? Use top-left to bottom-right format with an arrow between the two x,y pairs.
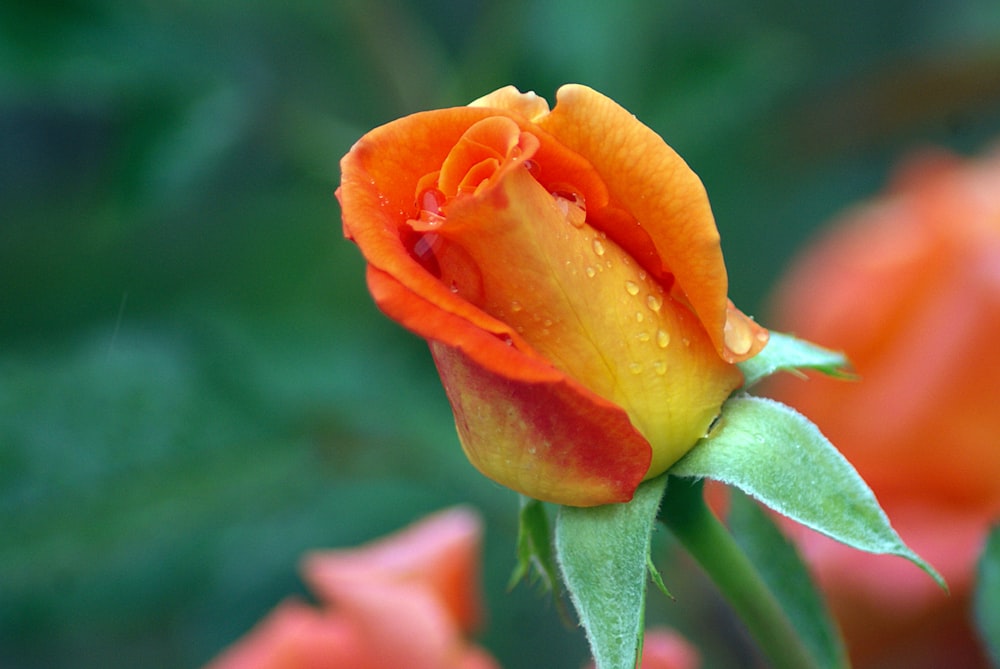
646,552 -> 672,599
975,523 -> 1000,664
738,330 -> 852,388
670,395 -> 945,589
555,474 -> 668,669
508,496 -> 560,592
728,489 -> 849,669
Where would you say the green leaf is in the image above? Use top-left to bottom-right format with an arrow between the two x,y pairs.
738,331 -> 851,388
670,395 -> 945,589
974,524 -> 1000,665
555,475 -> 668,669
508,496 -> 560,592
728,490 -> 849,669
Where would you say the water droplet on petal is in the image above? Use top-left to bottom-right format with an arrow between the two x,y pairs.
653,360 -> 667,375
419,187 -> 446,215
724,317 -> 754,356
636,332 -> 651,343
656,329 -> 671,348
647,294 -> 663,312
624,280 -> 639,296
510,300 -> 523,312
592,238 -> 606,256
628,362 -> 643,375
585,266 -> 596,278
635,312 -> 645,323
551,187 -> 586,228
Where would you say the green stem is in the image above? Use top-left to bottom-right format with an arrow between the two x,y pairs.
660,477 -> 821,669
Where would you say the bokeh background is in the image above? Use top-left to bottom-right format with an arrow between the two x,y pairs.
3,1 -> 1000,667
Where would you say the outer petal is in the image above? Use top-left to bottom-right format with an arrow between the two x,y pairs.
302,507 -> 484,633
429,340 -> 650,506
203,600 -> 365,669
536,84 -> 767,361
367,261 -> 651,505
314,578 -> 486,669
339,106 -> 518,345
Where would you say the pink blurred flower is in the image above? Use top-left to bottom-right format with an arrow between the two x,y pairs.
765,145 -> 1000,668
205,506 -> 498,669
583,628 -> 700,669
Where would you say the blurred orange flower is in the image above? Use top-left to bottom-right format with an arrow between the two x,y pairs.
338,84 -> 766,506
765,146 -> 1000,668
204,507 -> 498,669
583,627 -> 700,669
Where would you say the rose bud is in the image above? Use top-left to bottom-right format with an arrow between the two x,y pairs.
338,85 -> 766,506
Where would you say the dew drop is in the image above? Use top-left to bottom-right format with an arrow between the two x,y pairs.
635,312 -> 645,323
510,300 -> 523,313
592,238 -> 606,257
724,318 -> 754,356
543,318 -> 553,327
638,269 -> 647,281
419,187 -> 446,215
636,332 -> 651,343
550,187 -> 584,207
647,294 -> 663,312
656,329 -> 671,348
682,337 -> 690,347
418,211 -> 445,228
585,266 -> 597,278
628,362 -> 643,375
624,280 -> 640,296
653,360 -> 667,375
551,187 -> 587,228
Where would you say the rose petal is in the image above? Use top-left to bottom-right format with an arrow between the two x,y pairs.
302,507 -> 484,633
536,84 -> 767,362
430,340 -> 650,505
203,599 -> 366,669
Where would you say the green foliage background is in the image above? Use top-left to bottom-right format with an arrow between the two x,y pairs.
2,1 -> 999,667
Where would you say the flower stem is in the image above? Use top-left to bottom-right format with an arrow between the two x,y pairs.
660,477 -> 822,669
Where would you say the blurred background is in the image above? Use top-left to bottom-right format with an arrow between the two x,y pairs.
2,1 -> 1000,667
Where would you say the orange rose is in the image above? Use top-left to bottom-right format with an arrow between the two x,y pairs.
765,147 -> 1000,668
338,85 -> 766,506
204,507 -> 498,669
